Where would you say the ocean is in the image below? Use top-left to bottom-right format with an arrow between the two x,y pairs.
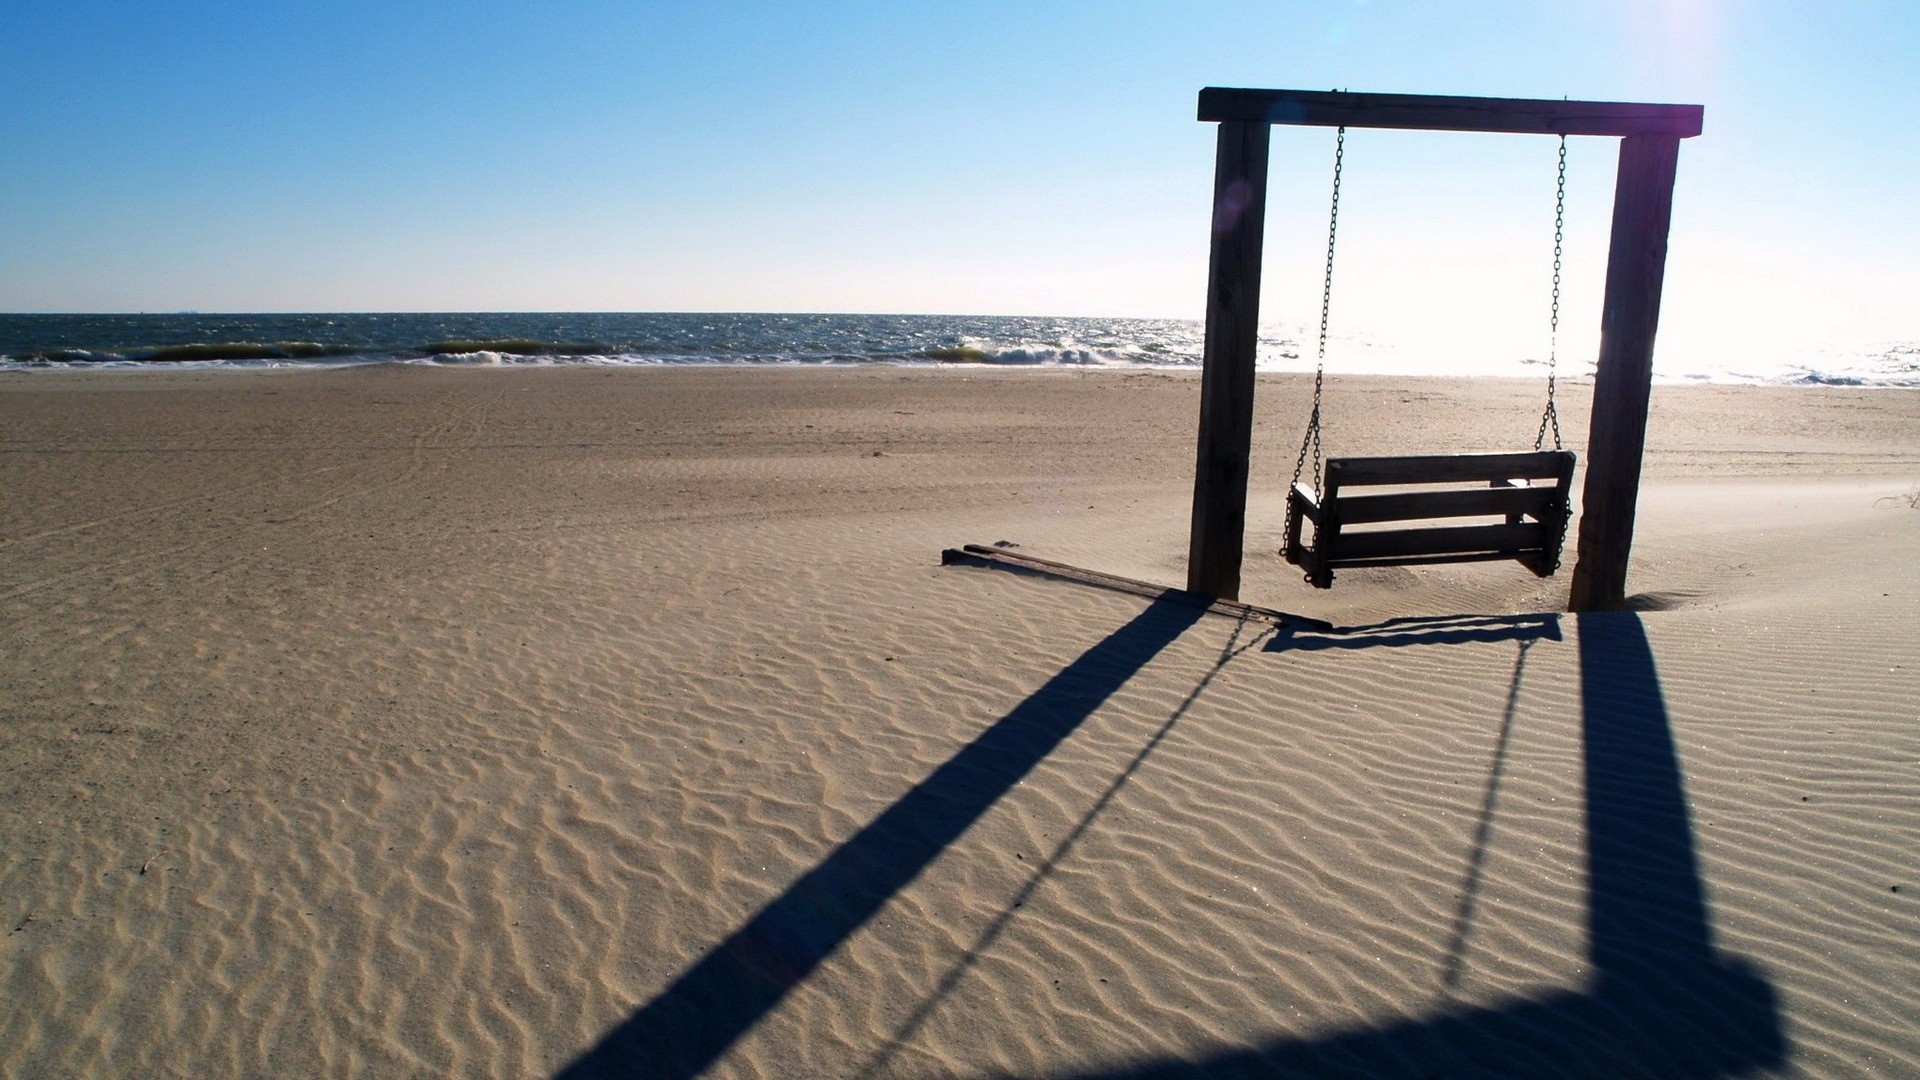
2,312 -> 1914,386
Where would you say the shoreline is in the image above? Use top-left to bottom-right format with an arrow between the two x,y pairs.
9,359 -> 1920,390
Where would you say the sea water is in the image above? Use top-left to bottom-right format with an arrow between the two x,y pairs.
2,312 -> 1914,386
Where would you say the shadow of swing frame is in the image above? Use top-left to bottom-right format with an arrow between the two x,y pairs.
556,604 -> 1781,1078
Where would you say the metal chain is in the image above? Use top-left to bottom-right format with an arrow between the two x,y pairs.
1285,126 -> 1345,561
1534,135 -> 1567,452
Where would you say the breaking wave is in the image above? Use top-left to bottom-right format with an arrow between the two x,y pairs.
3,313 -> 1914,385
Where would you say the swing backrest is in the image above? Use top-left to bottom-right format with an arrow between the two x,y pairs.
1285,450 -> 1576,588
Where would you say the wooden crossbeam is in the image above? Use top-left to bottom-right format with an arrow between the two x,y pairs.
1198,88 -> 1704,137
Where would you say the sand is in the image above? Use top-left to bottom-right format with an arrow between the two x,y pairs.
2,364 -> 1916,1078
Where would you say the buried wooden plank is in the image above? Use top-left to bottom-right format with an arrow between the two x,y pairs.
942,544 -> 1331,631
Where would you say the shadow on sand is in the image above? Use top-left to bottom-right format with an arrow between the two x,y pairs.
1265,612 -> 1563,652
559,597 -> 1208,1079
558,608 -> 1782,1079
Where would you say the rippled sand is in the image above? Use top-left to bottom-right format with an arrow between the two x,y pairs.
3,366 -> 1916,1077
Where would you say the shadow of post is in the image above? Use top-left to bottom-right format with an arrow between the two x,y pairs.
557,598 -> 1206,1080
1037,611 -> 1784,1078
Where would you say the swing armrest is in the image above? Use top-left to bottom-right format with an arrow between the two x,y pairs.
1289,483 -> 1323,523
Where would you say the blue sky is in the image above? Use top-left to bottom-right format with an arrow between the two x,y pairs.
2,1 -> 1915,359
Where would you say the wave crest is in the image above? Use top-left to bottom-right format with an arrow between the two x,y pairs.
918,344 -> 1146,366
423,338 -> 611,357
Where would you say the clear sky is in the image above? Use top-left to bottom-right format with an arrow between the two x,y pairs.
2,1 -> 1915,361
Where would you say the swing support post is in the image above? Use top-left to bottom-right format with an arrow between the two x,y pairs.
1187,119 -> 1272,601
1567,133 -> 1683,612
1185,88 -> 1701,610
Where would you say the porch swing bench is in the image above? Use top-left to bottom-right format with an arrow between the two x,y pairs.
1284,450 -> 1576,589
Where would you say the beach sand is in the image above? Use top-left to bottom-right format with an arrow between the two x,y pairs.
3,365 -> 1916,1078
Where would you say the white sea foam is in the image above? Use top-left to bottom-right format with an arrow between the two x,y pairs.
2,313 -> 1913,386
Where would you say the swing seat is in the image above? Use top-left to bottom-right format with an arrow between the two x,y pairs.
1284,450 -> 1576,588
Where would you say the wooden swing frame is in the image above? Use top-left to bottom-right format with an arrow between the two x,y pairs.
1186,88 -> 1703,612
